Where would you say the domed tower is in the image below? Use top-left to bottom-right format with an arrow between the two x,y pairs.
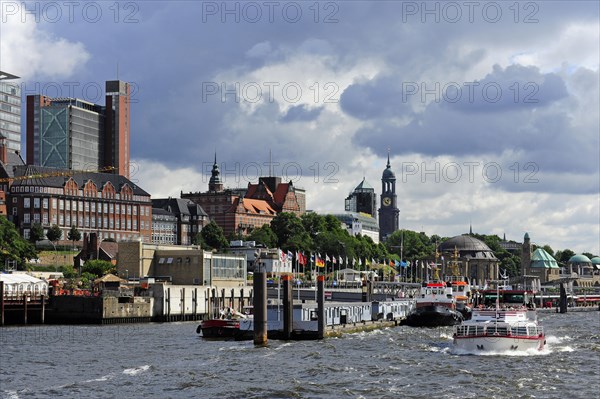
521,232 -> 532,277
208,153 -> 224,192
378,151 -> 399,241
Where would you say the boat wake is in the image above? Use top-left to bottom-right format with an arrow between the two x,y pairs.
450,346 -> 550,356
122,365 -> 151,376
545,335 -> 575,352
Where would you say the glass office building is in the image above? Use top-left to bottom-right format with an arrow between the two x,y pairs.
0,71 -> 21,152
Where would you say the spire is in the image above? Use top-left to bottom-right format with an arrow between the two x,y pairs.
209,152 -> 223,192
469,222 -> 473,235
386,148 -> 391,168
503,232 -> 506,241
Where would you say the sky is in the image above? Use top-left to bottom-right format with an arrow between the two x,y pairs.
1,0 -> 598,254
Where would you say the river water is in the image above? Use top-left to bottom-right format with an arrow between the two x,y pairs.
1,311 -> 598,398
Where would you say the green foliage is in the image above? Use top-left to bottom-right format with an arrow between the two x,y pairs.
79,272 -> 97,289
29,223 -> 45,243
67,225 -> 82,243
199,221 -> 229,250
542,245 -> 554,256
0,216 -> 37,268
46,224 -> 62,242
82,259 -> 115,277
555,249 -> 575,264
245,225 -> 277,248
385,230 -> 434,261
582,252 -> 594,260
271,212 -> 308,249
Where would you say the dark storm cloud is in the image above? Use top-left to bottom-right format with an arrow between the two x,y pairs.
281,104 -> 323,123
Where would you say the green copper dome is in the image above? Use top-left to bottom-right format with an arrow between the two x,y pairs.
568,254 -> 592,264
590,256 -> 600,265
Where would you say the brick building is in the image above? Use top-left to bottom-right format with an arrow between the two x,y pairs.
181,156 -> 306,236
152,198 -> 209,245
8,165 -> 152,244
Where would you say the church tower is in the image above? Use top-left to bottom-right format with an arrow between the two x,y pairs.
208,153 -> 224,192
378,152 -> 399,241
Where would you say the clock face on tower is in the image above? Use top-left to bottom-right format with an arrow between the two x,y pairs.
382,197 -> 392,207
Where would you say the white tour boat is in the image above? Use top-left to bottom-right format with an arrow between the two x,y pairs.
452,285 -> 545,353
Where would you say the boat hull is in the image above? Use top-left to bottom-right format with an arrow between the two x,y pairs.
453,334 -> 545,353
402,305 -> 463,327
198,319 -> 242,339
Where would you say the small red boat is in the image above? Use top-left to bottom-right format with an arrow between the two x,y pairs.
196,308 -> 248,339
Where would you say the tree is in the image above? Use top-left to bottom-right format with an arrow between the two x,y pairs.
46,224 -> 62,243
29,223 -> 45,244
0,216 -> 37,269
82,259 -> 115,277
271,212 -> 308,249
200,221 -> 229,250
245,225 -> 277,248
67,225 -> 82,248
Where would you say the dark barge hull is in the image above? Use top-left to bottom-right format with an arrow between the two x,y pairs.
402,305 -> 463,327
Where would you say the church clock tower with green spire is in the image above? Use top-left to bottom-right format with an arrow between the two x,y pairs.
378,152 -> 399,241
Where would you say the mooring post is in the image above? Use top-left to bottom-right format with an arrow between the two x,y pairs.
283,274 -> 293,340
41,294 -> 45,324
23,293 -> 28,325
317,275 -> 325,339
0,281 -> 4,326
559,283 -> 568,313
253,264 -> 268,346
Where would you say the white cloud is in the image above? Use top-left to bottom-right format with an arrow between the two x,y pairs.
0,1 -> 90,78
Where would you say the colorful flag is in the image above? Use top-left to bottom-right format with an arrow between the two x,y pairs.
339,256 -> 343,264
288,250 -> 293,260
316,257 -> 325,267
326,254 -> 331,262
332,256 -> 337,264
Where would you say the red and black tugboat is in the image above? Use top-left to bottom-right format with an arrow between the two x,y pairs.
402,280 -> 464,327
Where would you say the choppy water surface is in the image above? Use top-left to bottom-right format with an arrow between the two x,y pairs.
1,312 -> 598,398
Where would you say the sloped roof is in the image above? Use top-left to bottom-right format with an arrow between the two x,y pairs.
100,242 -> 119,259
273,183 -> 291,205
93,273 -> 126,284
237,198 -> 276,215
531,248 -> 559,268
246,180 -> 274,201
10,165 -> 150,196
354,178 -> 374,191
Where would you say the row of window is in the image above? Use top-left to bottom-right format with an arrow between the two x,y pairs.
20,197 -> 151,216
11,186 -> 150,203
22,228 -> 145,242
20,212 -> 146,230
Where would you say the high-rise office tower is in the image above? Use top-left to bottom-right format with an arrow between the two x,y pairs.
26,80 -> 131,178
0,71 -> 21,152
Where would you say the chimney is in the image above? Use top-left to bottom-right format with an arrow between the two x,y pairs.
90,233 -> 99,259
0,137 -> 7,164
